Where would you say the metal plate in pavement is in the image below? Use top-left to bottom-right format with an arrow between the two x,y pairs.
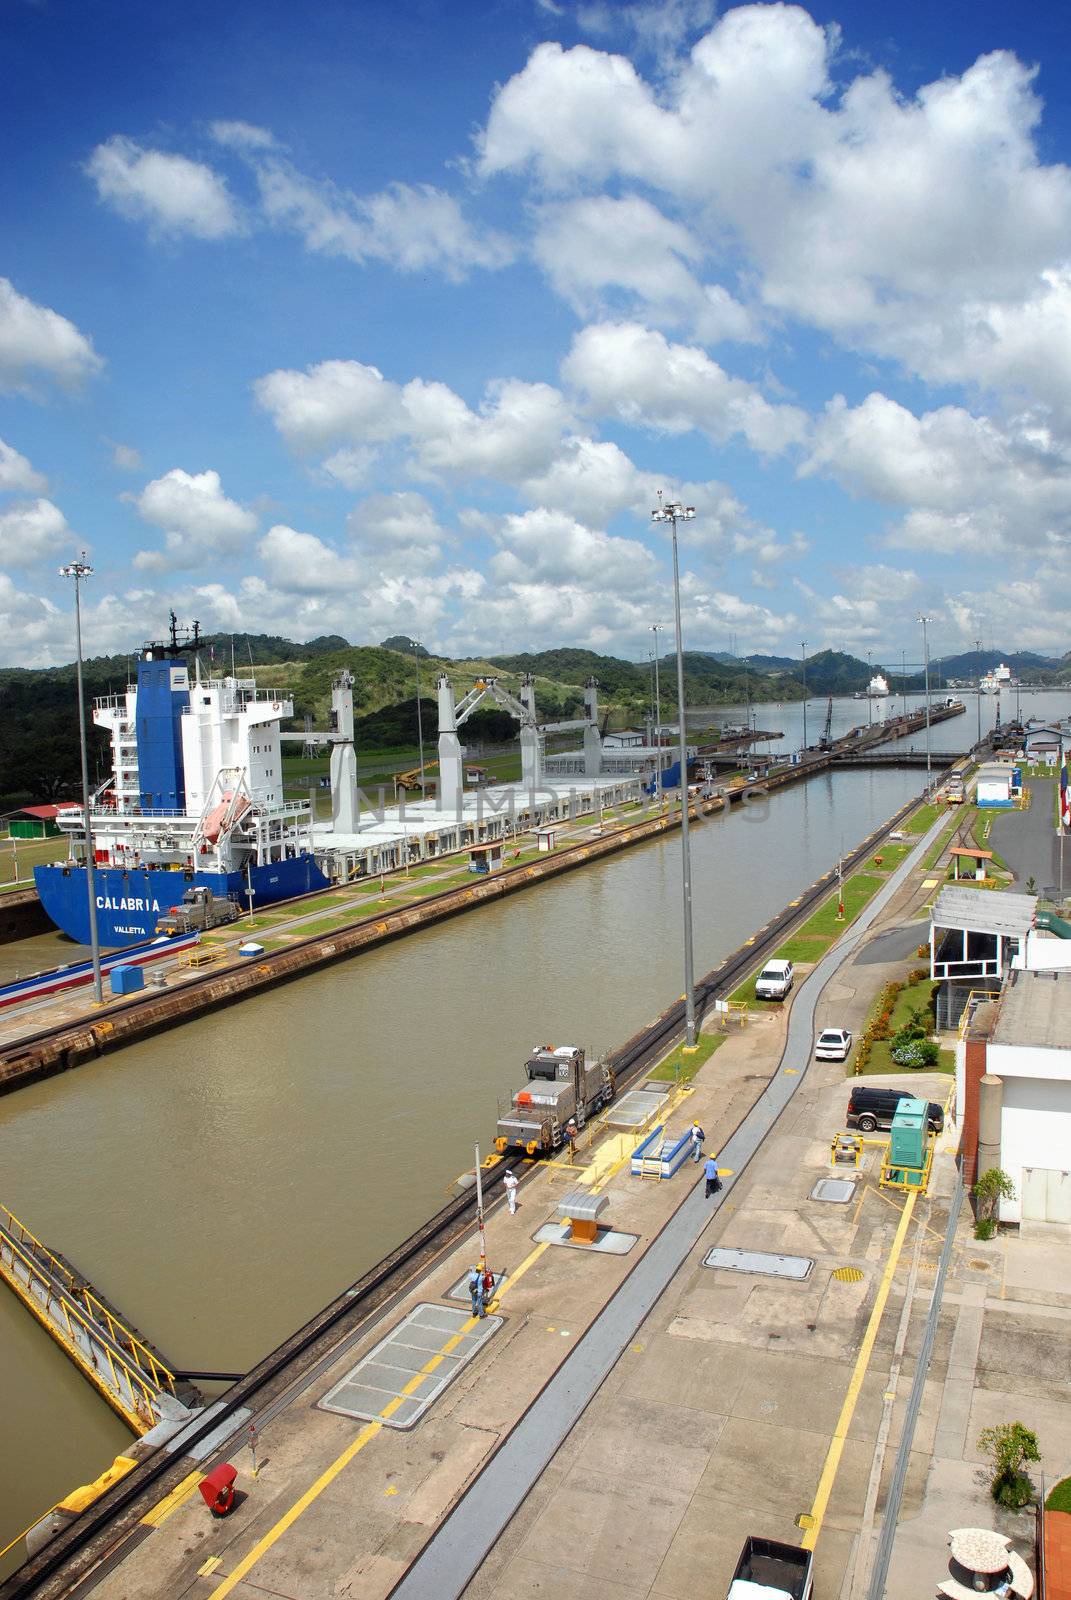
703,1247 -> 814,1280
319,1303 -> 501,1431
810,1177 -> 857,1204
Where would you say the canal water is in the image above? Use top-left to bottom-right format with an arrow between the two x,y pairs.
0,691 -> 1055,1561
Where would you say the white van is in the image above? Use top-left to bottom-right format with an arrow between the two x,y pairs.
754,959 -> 794,1000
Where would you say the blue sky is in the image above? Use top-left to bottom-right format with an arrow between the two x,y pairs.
1,0 -> 1069,667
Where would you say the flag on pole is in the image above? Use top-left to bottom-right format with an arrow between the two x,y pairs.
1061,738 -> 1071,830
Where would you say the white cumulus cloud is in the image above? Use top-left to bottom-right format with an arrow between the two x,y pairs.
0,498 -> 73,568
133,468 -> 258,571
86,136 -> 242,239
0,278 -> 103,395
563,322 -> 808,454
0,438 -> 47,494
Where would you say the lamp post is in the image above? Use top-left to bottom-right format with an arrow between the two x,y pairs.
975,637 -> 983,746
917,615 -> 933,788
650,622 -> 663,800
866,649 -> 873,726
411,639 -> 426,798
652,494 -> 697,1050
801,641 -> 808,752
60,554 -> 103,1005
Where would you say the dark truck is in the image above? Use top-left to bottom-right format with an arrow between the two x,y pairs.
728,1538 -> 814,1600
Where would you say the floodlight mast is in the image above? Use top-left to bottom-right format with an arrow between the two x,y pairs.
652,493 -> 697,1050
59,554 -> 103,1005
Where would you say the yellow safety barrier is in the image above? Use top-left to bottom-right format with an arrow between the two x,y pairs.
59,1455 -> 138,1513
0,1206 -> 178,1431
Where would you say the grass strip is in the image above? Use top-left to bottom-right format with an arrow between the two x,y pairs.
730,870 -> 886,1006
647,1032 -> 725,1083
852,970 -> 955,1076
1046,1477 -> 1071,1513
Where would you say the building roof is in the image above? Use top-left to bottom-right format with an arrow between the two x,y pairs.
993,969 -> 1071,1051
948,846 -> 993,859
932,885 -> 1037,939
976,763 -> 1015,782
11,804 -> 64,819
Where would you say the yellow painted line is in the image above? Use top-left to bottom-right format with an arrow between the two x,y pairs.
784,1067 -> 798,1075
140,1469 -> 203,1528
800,1187 -> 917,1551
198,1556 -> 223,1576
206,1419 -> 383,1597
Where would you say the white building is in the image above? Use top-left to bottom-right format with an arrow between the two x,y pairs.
975,762 -> 1016,808
957,970 -> 1071,1224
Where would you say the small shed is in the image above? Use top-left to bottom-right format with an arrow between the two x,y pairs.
465,765 -> 488,785
535,826 -> 557,853
8,805 -> 64,839
1030,740 -> 1060,768
949,846 -> 993,881
975,763 -> 1015,808
468,841 -> 503,875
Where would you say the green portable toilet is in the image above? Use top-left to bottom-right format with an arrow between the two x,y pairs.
890,1097 -> 926,1169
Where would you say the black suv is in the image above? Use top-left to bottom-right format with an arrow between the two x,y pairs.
846,1086 -> 944,1134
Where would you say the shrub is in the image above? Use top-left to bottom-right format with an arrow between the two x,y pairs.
974,1167 -> 1015,1226
974,1218 -> 997,1240
978,1422 -> 1040,1509
890,1037 -> 939,1068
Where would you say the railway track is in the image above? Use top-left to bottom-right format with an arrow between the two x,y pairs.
0,775 -> 964,1600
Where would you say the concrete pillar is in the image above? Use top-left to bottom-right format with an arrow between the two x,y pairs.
436,673 -> 464,817
977,1073 -> 1003,1180
331,670 -> 354,742
519,674 -> 542,791
961,1036 -> 988,1185
330,740 -> 358,833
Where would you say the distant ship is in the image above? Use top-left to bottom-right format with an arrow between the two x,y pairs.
36,620 -> 329,948
854,673 -> 890,700
979,663 -> 1015,695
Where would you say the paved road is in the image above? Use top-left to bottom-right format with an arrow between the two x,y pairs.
988,776 -> 1067,896
388,808 -> 951,1600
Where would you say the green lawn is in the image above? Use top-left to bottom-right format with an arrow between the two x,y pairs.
0,834 -> 69,886
853,971 -> 955,1076
922,818 -> 961,871
647,1032 -> 725,1083
732,870 -> 887,1005
1045,1477 -> 1071,1513
906,801 -> 941,834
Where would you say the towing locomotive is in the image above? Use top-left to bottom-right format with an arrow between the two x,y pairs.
494,1045 -> 616,1156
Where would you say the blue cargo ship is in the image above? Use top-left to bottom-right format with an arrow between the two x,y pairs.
36,622 -> 329,949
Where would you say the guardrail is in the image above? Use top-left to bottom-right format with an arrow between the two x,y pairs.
0,1204 -> 180,1431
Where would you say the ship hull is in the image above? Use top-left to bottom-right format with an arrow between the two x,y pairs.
34,856 -> 330,948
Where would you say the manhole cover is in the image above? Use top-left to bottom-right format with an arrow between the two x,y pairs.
832,1266 -> 864,1283
811,1178 -> 856,1204
704,1248 -> 813,1280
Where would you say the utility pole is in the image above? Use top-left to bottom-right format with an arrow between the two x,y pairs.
901,649 -> 907,718
652,494 -> 697,1050
866,649 -> 873,726
801,641 -> 808,752
650,622 -> 663,800
412,640 -> 425,797
60,555 -> 103,1005
975,637 -> 983,745
918,615 -> 933,788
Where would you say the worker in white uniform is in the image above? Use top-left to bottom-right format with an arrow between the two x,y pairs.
503,1170 -> 519,1215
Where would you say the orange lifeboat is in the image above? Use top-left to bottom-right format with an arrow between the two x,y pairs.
201,791 -> 250,844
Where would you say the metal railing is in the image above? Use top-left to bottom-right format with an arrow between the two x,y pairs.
0,1205 -> 177,1401
957,989 -> 1001,1038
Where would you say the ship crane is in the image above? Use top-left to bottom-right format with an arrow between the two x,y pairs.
819,696 -> 834,750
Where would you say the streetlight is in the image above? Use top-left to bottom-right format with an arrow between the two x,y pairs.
651,493 -> 697,1050
801,641 -> 808,751
866,649 -> 873,726
975,636 -> 983,745
60,554 -> 103,1005
411,639 -> 425,797
917,615 -> 933,788
650,622 -> 663,800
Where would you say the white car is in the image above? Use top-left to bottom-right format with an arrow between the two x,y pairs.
754,959 -> 794,1000
815,1028 -> 852,1061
